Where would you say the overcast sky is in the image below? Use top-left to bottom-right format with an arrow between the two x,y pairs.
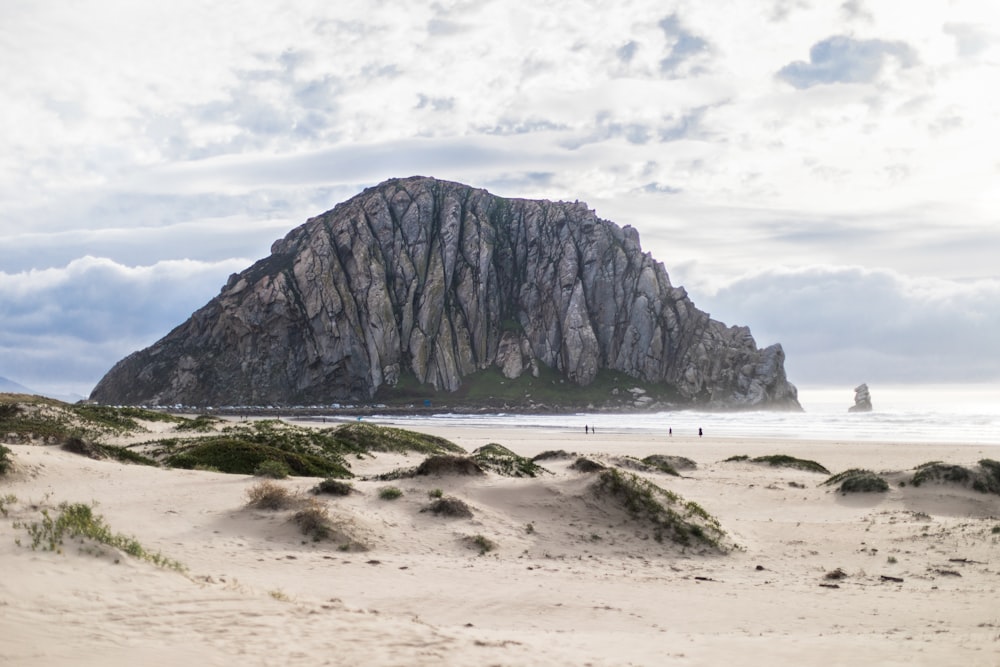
2,0 -> 999,399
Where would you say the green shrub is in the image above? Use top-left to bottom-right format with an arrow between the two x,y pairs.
378,486 -> 403,500
14,502 -> 183,569
166,438 -> 350,478
175,415 -> 219,432
570,457 -> 605,473
912,462 -> 971,487
0,493 -> 16,516
293,500 -> 333,541
592,468 -> 727,551
471,443 -> 550,477
428,488 -> 444,498
911,459 -> 1000,495
468,534 -> 496,554
254,459 -> 291,479
823,469 -> 889,493
0,445 -> 12,475
422,496 -> 473,518
750,455 -> 829,474
328,422 -> 465,455
312,478 -> 354,496
415,456 -> 484,477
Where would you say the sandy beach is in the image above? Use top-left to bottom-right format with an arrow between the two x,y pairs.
2,419 -> 999,666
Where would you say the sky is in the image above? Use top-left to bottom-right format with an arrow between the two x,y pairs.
1,0 -> 999,400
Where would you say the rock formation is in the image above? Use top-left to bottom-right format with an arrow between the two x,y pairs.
849,383 -> 873,412
90,176 -> 801,410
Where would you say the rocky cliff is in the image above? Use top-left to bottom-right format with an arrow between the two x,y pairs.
90,177 -> 800,410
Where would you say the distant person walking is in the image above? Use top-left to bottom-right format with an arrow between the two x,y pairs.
698,427 -> 703,437
585,424 -> 589,434
668,427 -> 672,436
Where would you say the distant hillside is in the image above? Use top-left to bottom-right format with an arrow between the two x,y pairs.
0,376 -> 35,394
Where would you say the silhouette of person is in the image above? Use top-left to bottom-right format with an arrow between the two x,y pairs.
698,427 -> 703,437
585,424 -> 589,434
669,427 -> 672,436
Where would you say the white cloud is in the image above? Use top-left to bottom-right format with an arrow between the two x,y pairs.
0,257 -> 245,395
1,0 -> 999,393
692,266 -> 1000,385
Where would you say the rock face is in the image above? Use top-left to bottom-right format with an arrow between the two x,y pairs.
849,383 -> 873,412
90,177 -> 801,410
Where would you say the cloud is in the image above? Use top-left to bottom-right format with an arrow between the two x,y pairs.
658,14 -> 711,77
0,257 -> 245,395
776,35 -> 917,88
943,23 -> 995,58
694,266 -> 1000,385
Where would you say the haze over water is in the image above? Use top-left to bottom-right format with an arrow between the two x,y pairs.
367,385 -> 1000,445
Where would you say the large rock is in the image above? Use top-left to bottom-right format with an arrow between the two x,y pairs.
90,177 -> 801,410
849,383 -> 873,412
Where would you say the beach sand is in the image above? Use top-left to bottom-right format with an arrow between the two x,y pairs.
2,421 -> 999,666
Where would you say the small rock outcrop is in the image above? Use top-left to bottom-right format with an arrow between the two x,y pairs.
90,177 -> 801,411
849,383 -> 873,412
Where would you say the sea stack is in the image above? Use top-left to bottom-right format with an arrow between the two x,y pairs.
849,383 -> 873,412
90,176 -> 801,411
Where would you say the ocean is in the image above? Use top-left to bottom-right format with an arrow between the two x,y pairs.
363,384 -> 1000,445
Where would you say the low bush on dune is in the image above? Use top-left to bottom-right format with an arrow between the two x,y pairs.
312,478 -> 354,496
415,455 -> 485,477
174,415 -> 220,432
254,459 -> 292,479
13,501 -> 183,570
644,454 -> 696,472
612,454 -> 694,476
823,469 -> 889,494
911,459 -> 1000,495
725,454 -> 829,474
466,533 -> 496,555
166,438 -> 350,477
60,437 -> 158,467
532,449 -> 574,462
570,457 -> 605,473
378,486 -> 404,500
422,496 -> 474,518
471,443 -> 550,477
327,422 -> 465,456
0,445 -> 13,475
245,480 -> 298,510
292,500 -> 335,541
591,468 -> 728,552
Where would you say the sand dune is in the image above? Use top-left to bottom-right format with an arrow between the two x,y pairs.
2,421 -> 999,666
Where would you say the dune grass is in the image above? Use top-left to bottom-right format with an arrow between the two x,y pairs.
592,468 -> 727,551
14,502 -> 184,570
726,454 -> 829,474
471,443 -> 550,477
0,444 -> 13,475
823,469 -> 889,493
912,459 -> 1000,494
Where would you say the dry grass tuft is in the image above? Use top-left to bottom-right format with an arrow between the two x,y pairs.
244,480 -> 298,510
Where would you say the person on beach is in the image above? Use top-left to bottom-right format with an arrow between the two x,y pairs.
585,424 -> 589,434
698,427 -> 703,437
669,427 -> 672,436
